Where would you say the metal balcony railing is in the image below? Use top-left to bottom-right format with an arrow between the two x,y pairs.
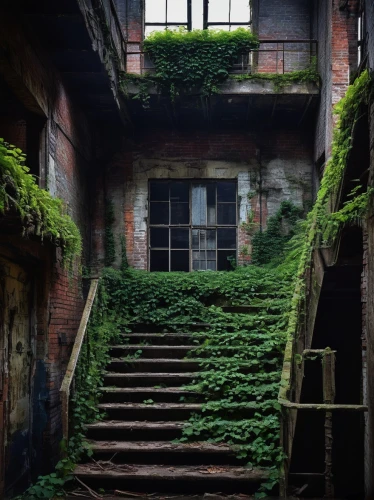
142,39 -> 318,75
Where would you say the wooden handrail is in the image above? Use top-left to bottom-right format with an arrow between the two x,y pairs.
60,278 -> 99,443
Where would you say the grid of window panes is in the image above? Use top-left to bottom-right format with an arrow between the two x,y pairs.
144,0 -> 251,35
149,180 -> 237,272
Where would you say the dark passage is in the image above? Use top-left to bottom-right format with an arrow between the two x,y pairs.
290,227 -> 365,498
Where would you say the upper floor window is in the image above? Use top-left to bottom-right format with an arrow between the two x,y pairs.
145,0 -> 251,36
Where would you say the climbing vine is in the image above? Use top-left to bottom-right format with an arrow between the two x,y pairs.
120,27 -> 259,100
0,139 -> 82,267
251,201 -> 303,266
98,264 -> 297,497
144,27 -> 259,96
280,69 -> 374,402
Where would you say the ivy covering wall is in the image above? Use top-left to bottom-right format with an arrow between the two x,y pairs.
0,138 -> 82,266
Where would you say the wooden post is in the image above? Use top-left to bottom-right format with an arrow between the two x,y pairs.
322,348 -> 336,498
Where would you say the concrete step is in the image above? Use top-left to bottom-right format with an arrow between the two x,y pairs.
100,387 -> 200,404
103,372 -> 197,388
98,402 -> 202,421
120,333 -> 196,345
109,345 -> 194,359
106,358 -> 200,373
74,463 -> 269,494
85,420 -> 185,441
84,440 -> 241,466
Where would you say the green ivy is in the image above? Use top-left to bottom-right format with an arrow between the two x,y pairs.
251,201 -> 303,266
230,59 -> 320,92
280,69 -> 374,402
123,27 -> 259,99
0,138 -> 81,267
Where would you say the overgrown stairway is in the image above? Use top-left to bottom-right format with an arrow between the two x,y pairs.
74,326 -> 269,496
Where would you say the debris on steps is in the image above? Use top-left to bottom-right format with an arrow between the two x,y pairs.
73,327 -> 269,496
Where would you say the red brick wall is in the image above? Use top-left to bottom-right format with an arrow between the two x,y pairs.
0,7 -> 94,473
106,127 -> 313,270
255,0 -> 311,73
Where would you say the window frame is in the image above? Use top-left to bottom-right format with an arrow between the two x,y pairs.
148,179 -> 238,272
144,0 -> 252,34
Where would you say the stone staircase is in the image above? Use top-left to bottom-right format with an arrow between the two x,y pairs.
73,328 -> 269,496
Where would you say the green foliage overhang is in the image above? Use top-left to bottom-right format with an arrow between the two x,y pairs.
0,138 -> 82,266
143,27 -> 259,96
280,69 -> 373,401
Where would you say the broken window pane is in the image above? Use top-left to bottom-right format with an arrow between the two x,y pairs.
171,228 -> 189,249
150,227 -> 169,248
150,250 -> 169,271
149,180 -> 236,272
171,203 -> 189,224
150,202 -> 169,225
217,228 -> 236,249
171,251 -> 189,271
150,181 -> 169,201
192,185 -> 207,225
217,203 -> 236,225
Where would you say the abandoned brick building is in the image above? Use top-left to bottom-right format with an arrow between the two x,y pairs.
1,0 -> 374,498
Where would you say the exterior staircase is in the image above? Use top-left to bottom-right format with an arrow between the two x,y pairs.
73,328 -> 269,497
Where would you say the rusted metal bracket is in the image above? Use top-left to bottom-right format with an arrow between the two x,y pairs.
60,278 -> 99,444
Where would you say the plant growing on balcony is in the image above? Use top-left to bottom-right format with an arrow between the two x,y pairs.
143,27 -> 259,97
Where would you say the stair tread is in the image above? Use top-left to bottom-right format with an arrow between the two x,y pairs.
104,372 -> 197,377
87,440 -> 234,453
98,403 -> 202,410
74,463 -> 269,481
121,333 -> 193,336
110,358 -> 199,363
86,421 -> 185,430
101,387 -> 196,393
112,345 -> 194,349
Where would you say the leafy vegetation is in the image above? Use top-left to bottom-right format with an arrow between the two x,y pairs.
230,60 -> 320,92
15,69 -> 373,500
0,138 -> 81,266
143,27 -> 259,97
251,201 -> 303,266
99,265 -> 297,497
280,69 -> 373,402
120,27 -> 258,101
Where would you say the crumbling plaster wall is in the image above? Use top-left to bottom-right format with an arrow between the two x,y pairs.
115,129 -> 313,270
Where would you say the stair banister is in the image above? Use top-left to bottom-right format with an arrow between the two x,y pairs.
60,278 -> 100,443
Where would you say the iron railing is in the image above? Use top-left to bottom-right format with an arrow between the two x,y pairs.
143,39 -> 318,75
